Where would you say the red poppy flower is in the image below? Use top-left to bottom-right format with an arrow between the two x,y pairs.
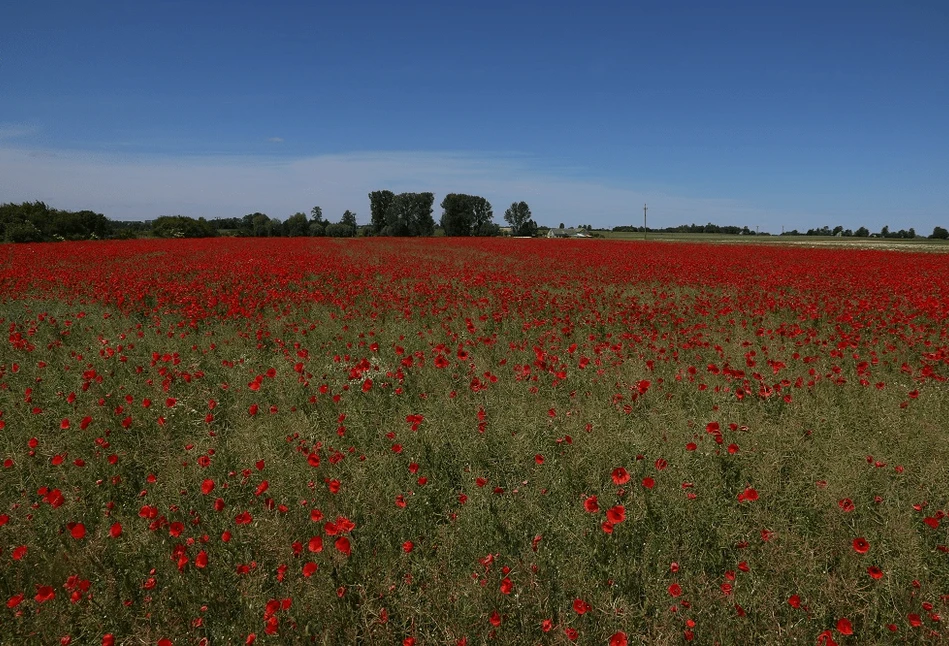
583,495 -> 599,513
838,498 -> 855,512
69,522 -> 86,540
852,537 -> 870,554
34,585 -> 55,603
606,505 -> 626,524
867,566 -> 883,579
642,477 -> 655,489
195,551 -> 208,569
334,536 -> 351,556
737,487 -> 758,503
489,610 -> 501,627
302,562 -> 318,577
836,618 -> 853,635
572,598 -> 590,614
500,577 -> 513,594
611,467 -> 630,485
109,522 -> 122,538
609,632 -> 628,646
668,583 -> 682,597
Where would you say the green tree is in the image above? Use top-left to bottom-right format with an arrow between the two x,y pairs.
440,194 -> 496,236
285,212 -> 310,237
854,226 -> 870,237
930,226 -> 949,239
340,210 -> 358,233
310,206 -> 324,224
152,215 -> 216,238
385,192 -> 435,237
368,190 -> 395,235
504,201 -> 536,236
325,223 -> 354,237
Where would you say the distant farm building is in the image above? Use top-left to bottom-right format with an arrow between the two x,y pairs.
547,228 -> 588,238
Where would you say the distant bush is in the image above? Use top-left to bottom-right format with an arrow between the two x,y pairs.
325,223 -> 355,237
152,215 -> 217,238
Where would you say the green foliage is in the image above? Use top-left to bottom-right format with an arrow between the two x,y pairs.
325,223 -> 355,237
340,210 -> 358,232
0,201 -> 113,242
151,215 -> 217,238
284,212 -> 310,237
440,194 -> 496,236
930,226 -> 948,239
368,190 -> 395,235
503,201 -> 537,236
383,192 -> 436,237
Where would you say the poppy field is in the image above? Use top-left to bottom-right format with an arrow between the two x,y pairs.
1,236 -> 947,645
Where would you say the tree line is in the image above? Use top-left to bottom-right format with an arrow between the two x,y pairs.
2,199 -> 947,242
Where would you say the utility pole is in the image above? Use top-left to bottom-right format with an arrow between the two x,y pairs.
643,203 -> 648,241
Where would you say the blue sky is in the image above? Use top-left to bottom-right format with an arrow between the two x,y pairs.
2,1 -> 947,233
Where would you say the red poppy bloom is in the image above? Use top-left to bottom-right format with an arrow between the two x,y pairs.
737,487 -> 758,503
69,522 -> 86,540
302,562 -> 318,577
334,536 -> 351,556
837,498 -> 855,512
109,522 -> 122,538
852,537 -> 870,554
867,566 -> 883,579
668,583 -> 682,597
606,505 -> 626,524
609,632 -> 628,646
500,577 -> 513,594
573,598 -> 590,615
836,618 -> 853,635
611,467 -> 630,485
583,495 -> 599,513
34,585 -> 56,603
642,477 -> 655,489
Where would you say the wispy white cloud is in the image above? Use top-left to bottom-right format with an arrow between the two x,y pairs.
0,123 -> 40,140
0,146 -> 788,229
267,137 -> 284,143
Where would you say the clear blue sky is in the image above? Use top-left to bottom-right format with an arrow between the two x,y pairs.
2,0 -> 947,233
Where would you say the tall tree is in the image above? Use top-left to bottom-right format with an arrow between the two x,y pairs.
385,192 -> 435,237
368,190 -> 395,234
440,194 -> 471,236
285,212 -> 310,237
504,201 -> 536,236
441,194 -> 495,236
310,206 -> 324,224
469,196 -> 496,236
340,210 -> 358,231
